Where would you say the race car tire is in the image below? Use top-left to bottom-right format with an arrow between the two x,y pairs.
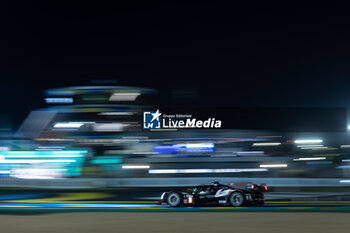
167,192 -> 182,207
229,192 -> 244,207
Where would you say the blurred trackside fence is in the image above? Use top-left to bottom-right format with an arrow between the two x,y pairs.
0,177 -> 349,189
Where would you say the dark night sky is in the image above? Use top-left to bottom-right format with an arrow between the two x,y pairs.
2,1 -> 350,125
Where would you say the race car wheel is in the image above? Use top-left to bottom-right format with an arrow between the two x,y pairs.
167,192 -> 182,207
229,192 -> 244,207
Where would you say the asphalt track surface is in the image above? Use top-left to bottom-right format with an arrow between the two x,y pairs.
1,191 -> 350,232
1,212 -> 350,233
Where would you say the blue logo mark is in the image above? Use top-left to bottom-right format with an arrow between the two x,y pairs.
143,109 -> 162,129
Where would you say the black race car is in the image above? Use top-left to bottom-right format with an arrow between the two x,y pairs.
159,181 -> 267,207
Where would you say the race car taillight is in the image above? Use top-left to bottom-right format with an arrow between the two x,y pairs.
260,184 -> 268,191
